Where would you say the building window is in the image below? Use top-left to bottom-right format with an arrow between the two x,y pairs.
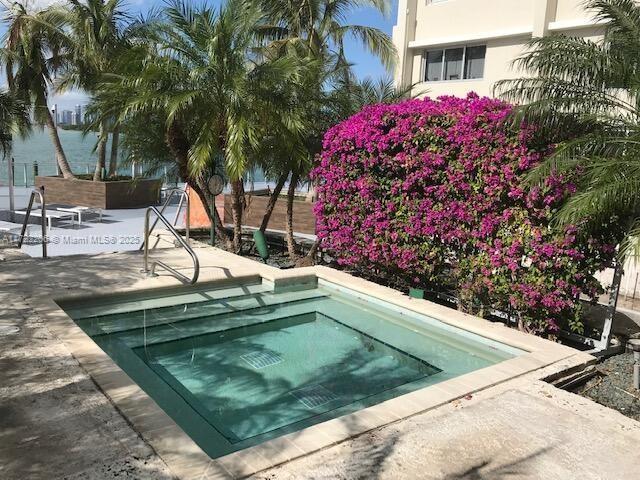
423,45 -> 486,82
425,50 -> 443,81
444,47 -> 464,80
464,46 -> 486,79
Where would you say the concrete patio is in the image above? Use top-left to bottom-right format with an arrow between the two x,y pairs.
0,186 -> 185,258
1,246 -> 640,479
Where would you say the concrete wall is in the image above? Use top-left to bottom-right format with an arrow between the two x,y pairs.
555,0 -> 593,22
414,0 -> 535,40
35,176 -> 161,209
395,0 -> 606,98
223,194 -> 316,235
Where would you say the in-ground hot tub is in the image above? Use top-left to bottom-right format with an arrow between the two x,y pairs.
59,277 -> 524,459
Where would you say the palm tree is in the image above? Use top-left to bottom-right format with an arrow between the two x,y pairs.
495,0 -> 640,257
110,0 -> 304,252
252,0 -> 396,72
53,0 -> 130,181
2,3 -> 75,178
337,76 -> 417,114
250,0 -> 397,258
0,90 -> 30,160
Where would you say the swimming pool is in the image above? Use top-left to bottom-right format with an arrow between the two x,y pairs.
60,278 -> 524,459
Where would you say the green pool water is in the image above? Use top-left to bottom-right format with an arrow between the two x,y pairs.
60,279 -> 523,458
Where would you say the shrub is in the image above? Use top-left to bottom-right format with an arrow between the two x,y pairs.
313,93 -> 620,334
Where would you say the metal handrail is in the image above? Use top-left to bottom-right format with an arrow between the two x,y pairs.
17,186 -> 47,258
143,206 -> 199,284
139,186 -> 190,251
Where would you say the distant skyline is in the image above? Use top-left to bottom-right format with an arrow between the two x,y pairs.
40,0 -> 399,109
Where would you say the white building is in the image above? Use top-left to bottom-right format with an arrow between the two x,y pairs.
392,0 -> 606,97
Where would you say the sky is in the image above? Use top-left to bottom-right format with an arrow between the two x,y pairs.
23,0 -> 399,110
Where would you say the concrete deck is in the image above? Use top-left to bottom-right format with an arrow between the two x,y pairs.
1,247 -> 640,479
0,186 -> 185,258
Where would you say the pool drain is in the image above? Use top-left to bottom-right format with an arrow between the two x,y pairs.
240,350 -> 283,369
290,384 -> 337,409
0,325 -> 20,335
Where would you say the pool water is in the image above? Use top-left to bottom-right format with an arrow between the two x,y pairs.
61,279 -> 523,458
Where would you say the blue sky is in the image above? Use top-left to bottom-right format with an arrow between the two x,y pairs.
47,0 -> 399,110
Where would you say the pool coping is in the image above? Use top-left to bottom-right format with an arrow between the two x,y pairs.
29,258 -> 596,480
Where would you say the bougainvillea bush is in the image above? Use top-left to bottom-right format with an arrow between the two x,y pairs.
312,93 -> 621,334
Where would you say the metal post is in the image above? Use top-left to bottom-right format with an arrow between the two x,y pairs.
628,339 -> 640,390
185,190 -> 190,243
8,157 -> 15,222
210,194 -> 215,246
33,161 -> 38,180
39,186 -> 46,259
17,186 -> 47,258
18,191 -> 35,245
143,207 -> 150,274
601,261 -> 624,350
132,162 -> 136,179
23,163 -> 28,187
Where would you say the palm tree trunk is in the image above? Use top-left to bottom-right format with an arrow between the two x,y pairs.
165,122 -> 231,246
259,171 -> 288,233
44,108 -> 75,179
230,178 -> 244,254
286,169 -> 300,258
93,121 -> 108,181
108,125 -> 120,177
295,237 -> 321,267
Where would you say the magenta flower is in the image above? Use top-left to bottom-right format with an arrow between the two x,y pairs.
312,94 -> 621,335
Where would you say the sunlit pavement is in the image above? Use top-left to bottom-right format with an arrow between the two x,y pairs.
1,186 -> 183,258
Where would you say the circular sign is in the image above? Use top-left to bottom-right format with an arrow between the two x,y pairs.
207,174 -> 224,196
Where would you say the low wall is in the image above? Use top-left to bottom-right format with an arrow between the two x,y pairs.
35,176 -> 162,209
224,193 -> 316,235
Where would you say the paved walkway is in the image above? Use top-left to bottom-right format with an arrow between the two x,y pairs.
1,248 -> 640,479
256,378 -> 640,479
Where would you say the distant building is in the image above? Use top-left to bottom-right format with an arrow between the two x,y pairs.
71,112 -> 78,126
393,0 -> 605,97
60,110 -> 73,125
75,105 -> 82,125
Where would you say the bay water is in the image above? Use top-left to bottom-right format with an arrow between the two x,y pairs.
0,129 -> 105,186
0,128 -> 268,188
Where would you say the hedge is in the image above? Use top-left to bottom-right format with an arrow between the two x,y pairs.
313,94 -> 620,334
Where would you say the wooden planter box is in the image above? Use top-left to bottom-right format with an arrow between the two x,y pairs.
223,192 -> 316,234
35,176 -> 162,209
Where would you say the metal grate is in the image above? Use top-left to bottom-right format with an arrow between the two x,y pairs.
290,384 -> 337,409
240,350 -> 283,369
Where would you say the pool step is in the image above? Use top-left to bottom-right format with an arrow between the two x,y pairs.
77,288 -> 327,337
86,294 -> 328,348
62,281 -> 269,318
